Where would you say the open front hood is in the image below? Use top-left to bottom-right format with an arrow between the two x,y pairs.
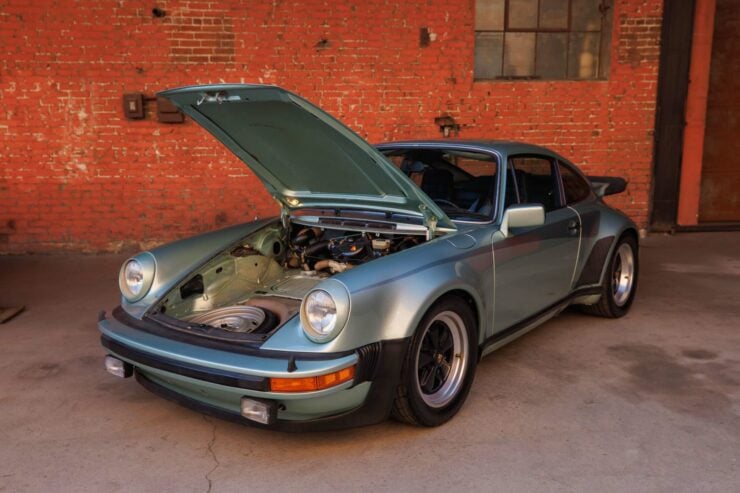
159,84 -> 454,231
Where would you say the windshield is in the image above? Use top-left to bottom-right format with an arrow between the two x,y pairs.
381,148 -> 498,222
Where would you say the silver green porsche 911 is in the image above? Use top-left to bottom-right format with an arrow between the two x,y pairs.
99,84 -> 638,430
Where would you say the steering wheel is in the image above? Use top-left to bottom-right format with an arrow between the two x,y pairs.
433,199 -> 459,209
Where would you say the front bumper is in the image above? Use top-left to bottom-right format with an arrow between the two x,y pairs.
99,308 -> 409,431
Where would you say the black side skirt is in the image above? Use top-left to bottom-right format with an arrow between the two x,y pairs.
480,286 -> 601,354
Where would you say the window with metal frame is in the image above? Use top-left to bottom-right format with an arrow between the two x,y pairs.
558,161 -> 592,204
508,155 -> 562,212
474,0 -> 613,80
383,148 -> 499,221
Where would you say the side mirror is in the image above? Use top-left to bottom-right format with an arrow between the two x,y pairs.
500,204 -> 545,237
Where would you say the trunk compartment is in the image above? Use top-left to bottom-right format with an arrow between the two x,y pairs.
149,215 -> 432,342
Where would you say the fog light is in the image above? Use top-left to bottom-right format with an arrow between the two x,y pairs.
104,355 -> 133,378
240,397 -> 275,425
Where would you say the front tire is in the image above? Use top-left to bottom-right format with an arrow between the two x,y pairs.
581,235 -> 639,318
392,296 -> 478,426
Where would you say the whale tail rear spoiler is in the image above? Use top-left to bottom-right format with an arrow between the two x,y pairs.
588,176 -> 627,197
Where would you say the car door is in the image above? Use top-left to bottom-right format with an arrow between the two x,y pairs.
492,155 -> 581,333
556,159 -> 602,287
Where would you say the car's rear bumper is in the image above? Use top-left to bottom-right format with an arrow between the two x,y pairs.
98,310 -> 409,431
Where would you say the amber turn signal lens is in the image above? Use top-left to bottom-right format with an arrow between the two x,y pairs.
269,365 -> 355,392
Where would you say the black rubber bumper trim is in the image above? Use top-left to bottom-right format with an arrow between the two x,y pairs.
102,335 -> 269,391
110,306 -> 355,360
133,337 -> 411,432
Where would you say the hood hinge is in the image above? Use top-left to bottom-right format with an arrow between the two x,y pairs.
420,204 -> 438,240
279,200 -> 290,229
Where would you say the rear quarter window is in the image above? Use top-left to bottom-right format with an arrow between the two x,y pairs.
558,162 -> 592,204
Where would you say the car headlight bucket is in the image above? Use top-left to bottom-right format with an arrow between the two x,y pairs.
300,281 -> 350,343
124,260 -> 144,295
304,290 -> 337,334
118,253 -> 156,302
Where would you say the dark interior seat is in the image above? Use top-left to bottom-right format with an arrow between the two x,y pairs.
421,168 -> 454,202
523,173 -> 556,211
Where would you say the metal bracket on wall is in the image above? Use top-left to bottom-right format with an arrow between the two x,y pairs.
122,93 -> 185,123
434,115 -> 460,138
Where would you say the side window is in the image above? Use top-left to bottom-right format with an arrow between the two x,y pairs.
558,162 -> 592,204
509,155 -> 561,212
504,160 -> 520,208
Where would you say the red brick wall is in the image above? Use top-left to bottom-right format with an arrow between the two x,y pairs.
0,0 -> 662,253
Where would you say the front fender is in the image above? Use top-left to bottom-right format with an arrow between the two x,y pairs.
261,233 -> 492,353
121,218 -> 277,318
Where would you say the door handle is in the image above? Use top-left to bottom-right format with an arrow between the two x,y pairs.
567,220 -> 580,234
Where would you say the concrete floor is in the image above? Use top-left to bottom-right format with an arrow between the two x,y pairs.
0,232 -> 738,492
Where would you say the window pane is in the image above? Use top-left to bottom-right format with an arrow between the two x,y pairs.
473,0 -> 611,81
536,33 -> 568,78
571,0 -> 603,31
508,0 -> 538,29
558,162 -> 592,204
504,162 -> 520,208
475,0 -> 505,30
503,32 -> 536,77
568,32 -> 600,78
539,0 -> 569,29
510,156 -> 560,212
450,156 -> 497,213
475,32 -> 504,79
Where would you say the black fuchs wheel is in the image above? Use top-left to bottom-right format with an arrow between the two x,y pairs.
581,235 -> 639,318
392,296 -> 478,426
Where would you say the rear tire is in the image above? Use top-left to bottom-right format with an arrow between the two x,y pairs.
580,235 -> 638,318
392,296 -> 478,426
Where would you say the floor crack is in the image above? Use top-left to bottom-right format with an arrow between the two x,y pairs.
202,415 -> 220,493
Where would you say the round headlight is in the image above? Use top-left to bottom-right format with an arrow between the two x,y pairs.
300,281 -> 351,343
124,260 -> 144,296
303,290 -> 337,338
118,254 -> 156,302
